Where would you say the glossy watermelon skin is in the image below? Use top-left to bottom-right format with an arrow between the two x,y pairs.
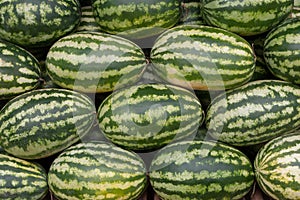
206,79 -> 300,146
0,0 -> 81,48
48,141 -> 148,200
263,18 -> 300,84
46,31 -> 147,93
0,153 -> 48,200
150,25 -> 256,91
149,140 -> 255,200
91,0 -> 181,39
97,83 -> 205,151
0,40 -> 41,100
202,0 -> 293,36
254,131 -> 300,200
0,88 -> 96,159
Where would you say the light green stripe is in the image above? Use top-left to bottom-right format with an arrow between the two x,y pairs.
47,50 -> 143,68
152,26 -> 252,51
57,148 -> 145,169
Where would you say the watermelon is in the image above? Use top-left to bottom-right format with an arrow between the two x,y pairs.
263,17 -> 300,84
201,0 -> 293,36
0,153 -> 48,199
46,31 -> 147,93
0,88 -> 96,159
48,141 -> 147,200
291,0 -> 300,18
150,24 -> 256,91
97,83 -> 205,151
149,140 -> 254,199
0,0 -> 81,48
0,39 -> 41,100
206,79 -> 300,146
254,131 -> 300,199
76,6 -> 102,33
91,0 -> 181,39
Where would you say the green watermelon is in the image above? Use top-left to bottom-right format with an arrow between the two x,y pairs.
46,31 -> 147,93
202,0 -> 293,36
254,131 -> 300,199
48,141 -> 148,200
0,88 -> 96,159
206,79 -> 300,146
149,140 -> 255,199
97,83 -> 205,151
150,24 -> 256,91
0,153 -> 48,199
263,17 -> 300,84
0,0 -> 81,48
0,39 -> 41,100
91,0 -> 181,39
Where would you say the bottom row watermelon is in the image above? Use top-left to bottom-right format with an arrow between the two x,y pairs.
0,153 -> 48,199
149,140 -> 255,200
48,141 -> 148,200
0,131 -> 299,199
254,132 -> 300,200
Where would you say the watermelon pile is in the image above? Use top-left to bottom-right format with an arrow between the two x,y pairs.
0,0 -> 300,199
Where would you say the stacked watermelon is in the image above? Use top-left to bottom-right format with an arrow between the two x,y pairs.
0,0 -> 299,199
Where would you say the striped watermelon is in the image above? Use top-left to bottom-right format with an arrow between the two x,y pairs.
46,31 -> 147,93
150,24 -> 256,91
254,131 -> 300,199
48,141 -> 147,200
201,0 -> 293,36
291,0 -> 300,18
0,40 -> 41,100
205,79 -> 300,146
91,0 -> 181,39
0,153 -> 48,199
0,0 -> 81,48
76,6 -> 102,33
149,140 -> 254,199
0,88 -> 96,159
97,83 -> 205,151
263,17 -> 300,84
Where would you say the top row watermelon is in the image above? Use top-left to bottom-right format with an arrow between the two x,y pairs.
0,0 -> 295,49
